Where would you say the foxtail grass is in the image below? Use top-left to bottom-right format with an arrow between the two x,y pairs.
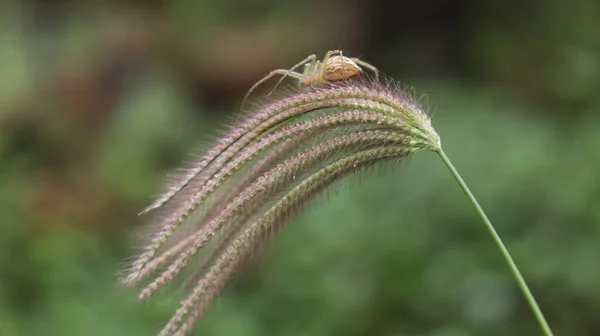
120,78 -> 553,336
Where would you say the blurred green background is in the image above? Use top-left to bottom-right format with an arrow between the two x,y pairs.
0,0 -> 599,335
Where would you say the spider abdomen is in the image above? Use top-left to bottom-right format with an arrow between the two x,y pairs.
323,56 -> 363,82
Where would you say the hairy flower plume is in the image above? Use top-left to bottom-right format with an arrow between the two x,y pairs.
121,78 -> 441,336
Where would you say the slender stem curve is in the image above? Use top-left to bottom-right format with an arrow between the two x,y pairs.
436,148 -> 553,336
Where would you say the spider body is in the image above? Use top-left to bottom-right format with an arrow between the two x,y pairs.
303,54 -> 363,85
242,50 -> 378,107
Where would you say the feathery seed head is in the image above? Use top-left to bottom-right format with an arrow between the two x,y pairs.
121,77 -> 441,336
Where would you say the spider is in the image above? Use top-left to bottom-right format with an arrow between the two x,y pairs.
241,50 -> 379,108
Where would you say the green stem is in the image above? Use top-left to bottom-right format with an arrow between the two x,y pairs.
436,148 -> 553,336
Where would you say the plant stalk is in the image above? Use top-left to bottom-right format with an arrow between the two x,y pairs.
436,148 -> 553,336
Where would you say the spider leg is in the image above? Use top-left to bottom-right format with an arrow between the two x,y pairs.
241,69 -> 304,109
267,54 -> 317,96
350,58 -> 379,81
303,59 -> 322,86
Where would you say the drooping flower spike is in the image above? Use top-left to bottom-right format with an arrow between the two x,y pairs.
121,77 -> 552,336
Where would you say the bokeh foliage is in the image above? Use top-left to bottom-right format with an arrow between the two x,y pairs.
0,1 -> 599,335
